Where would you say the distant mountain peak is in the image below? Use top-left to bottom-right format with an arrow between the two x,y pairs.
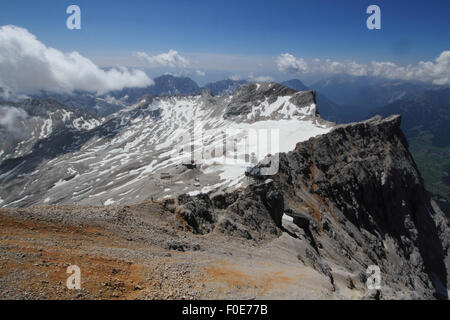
281,79 -> 309,91
224,82 -> 319,120
202,79 -> 248,96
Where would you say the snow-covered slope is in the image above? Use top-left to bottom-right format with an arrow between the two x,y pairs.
0,82 -> 333,207
0,99 -> 101,162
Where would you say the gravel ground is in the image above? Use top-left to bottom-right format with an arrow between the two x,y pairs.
0,201 -> 347,300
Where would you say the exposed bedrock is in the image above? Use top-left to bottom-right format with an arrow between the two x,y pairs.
276,115 -> 449,299
174,179 -> 284,241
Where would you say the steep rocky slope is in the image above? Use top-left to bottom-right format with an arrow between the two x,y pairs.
1,115 -> 447,300
275,115 -> 449,298
156,115 -> 449,298
0,99 -> 101,162
0,83 -> 331,207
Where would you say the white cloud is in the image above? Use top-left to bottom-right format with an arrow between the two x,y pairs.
134,50 -> 190,69
276,51 -> 450,85
276,53 -> 308,73
195,70 -> 206,76
248,73 -> 273,82
0,87 -> 29,101
0,105 -> 28,136
89,53 -> 274,76
229,74 -> 241,81
0,25 -> 153,94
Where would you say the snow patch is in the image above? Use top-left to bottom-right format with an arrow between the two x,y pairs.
104,198 -> 115,205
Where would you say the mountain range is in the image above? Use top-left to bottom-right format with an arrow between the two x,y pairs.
310,74 -> 439,123
2,75 -> 449,214
0,82 -> 328,207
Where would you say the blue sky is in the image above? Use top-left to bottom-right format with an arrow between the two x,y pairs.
1,0 -> 450,86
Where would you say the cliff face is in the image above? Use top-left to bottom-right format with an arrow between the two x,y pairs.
276,115 -> 449,298
163,114 -> 449,299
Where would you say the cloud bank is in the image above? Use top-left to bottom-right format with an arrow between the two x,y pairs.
134,50 -> 190,69
248,74 -> 273,82
195,70 -> 206,76
276,53 -> 308,74
0,25 -> 153,95
0,105 -> 28,136
276,52 -> 450,85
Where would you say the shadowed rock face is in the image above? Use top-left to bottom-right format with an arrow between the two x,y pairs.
174,179 -> 284,241
276,115 -> 449,299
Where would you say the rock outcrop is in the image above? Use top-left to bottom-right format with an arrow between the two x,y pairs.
224,82 -> 318,120
174,179 -> 284,241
